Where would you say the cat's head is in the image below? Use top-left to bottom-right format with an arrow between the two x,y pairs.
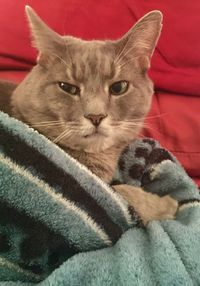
12,6 -> 162,153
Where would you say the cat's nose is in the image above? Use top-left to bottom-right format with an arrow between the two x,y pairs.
84,113 -> 107,127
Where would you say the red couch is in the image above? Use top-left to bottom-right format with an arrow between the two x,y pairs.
0,0 -> 200,186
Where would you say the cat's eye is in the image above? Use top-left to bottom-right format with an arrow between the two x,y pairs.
58,82 -> 80,96
109,81 -> 129,96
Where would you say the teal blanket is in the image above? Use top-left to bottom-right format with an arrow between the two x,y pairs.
0,111 -> 200,285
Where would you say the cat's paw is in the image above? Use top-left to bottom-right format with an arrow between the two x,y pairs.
115,138 -> 176,187
112,184 -> 178,225
153,195 -> 178,221
141,141 -> 176,186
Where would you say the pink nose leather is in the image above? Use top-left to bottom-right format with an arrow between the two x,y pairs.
84,113 -> 107,126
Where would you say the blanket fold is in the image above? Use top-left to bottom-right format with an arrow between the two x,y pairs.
0,111 -> 200,285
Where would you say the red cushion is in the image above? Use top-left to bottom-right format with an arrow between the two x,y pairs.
0,0 -> 200,186
126,0 -> 200,97
142,93 -> 200,187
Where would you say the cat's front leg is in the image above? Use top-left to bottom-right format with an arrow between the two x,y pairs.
112,184 -> 178,225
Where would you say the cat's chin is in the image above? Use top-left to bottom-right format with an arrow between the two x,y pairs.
83,132 -> 105,139
81,135 -> 109,153
82,134 -> 111,153
62,133 -> 115,153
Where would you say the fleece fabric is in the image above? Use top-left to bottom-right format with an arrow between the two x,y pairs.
0,110 -> 200,285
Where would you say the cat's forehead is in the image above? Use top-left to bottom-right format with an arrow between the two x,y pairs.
64,36 -> 114,57
63,37 -> 116,82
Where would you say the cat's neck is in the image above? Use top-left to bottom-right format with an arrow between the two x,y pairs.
61,144 -> 125,183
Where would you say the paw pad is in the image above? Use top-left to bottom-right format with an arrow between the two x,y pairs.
129,164 -> 145,179
147,148 -> 174,165
141,171 -> 152,186
135,147 -> 149,160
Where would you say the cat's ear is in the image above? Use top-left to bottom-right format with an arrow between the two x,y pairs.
115,11 -> 163,72
25,6 -> 65,65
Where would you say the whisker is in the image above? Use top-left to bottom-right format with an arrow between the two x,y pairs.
113,124 -> 143,129
53,129 -> 71,144
30,120 -> 61,124
31,123 -> 62,127
114,113 -> 170,124
53,132 -> 68,144
142,125 -> 167,136
66,122 -> 81,126
117,121 -> 166,137
142,113 -> 170,120
53,125 -> 81,144
113,120 -> 144,126
119,126 -> 143,131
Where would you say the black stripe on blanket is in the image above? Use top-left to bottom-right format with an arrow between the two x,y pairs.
0,200 -> 79,275
0,128 -> 123,242
178,199 -> 200,207
128,206 -> 144,228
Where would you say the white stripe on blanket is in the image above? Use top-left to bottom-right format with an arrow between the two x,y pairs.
0,257 -> 41,281
0,154 -> 112,246
47,140 -> 133,226
179,201 -> 200,211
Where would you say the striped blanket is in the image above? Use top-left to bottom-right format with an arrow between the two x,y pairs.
0,110 -> 200,285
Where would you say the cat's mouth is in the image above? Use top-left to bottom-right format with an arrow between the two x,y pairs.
83,129 -> 106,139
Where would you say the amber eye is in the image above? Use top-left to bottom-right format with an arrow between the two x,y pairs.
58,82 -> 80,96
109,81 -> 129,95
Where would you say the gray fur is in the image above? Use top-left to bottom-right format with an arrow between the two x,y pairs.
11,6 -> 162,182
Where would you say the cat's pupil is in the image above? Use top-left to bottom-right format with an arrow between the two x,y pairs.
58,82 -> 79,96
110,81 -> 129,95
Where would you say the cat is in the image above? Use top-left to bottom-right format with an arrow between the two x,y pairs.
0,6 -> 178,225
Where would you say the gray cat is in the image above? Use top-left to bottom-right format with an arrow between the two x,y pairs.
0,6 -> 177,224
